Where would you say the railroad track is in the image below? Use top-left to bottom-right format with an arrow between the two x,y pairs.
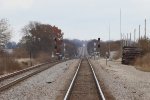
64,58 -> 105,100
0,60 -> 63,92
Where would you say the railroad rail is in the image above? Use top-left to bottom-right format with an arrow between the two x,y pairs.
0,62 -> 50,81
0,60 -> 63,92
64,58 -> 105,100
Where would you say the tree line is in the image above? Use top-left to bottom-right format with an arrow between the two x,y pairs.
0,19 -> 79,60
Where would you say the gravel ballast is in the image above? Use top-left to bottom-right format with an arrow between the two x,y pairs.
0,59 -> 79,100
91,58 -> 150,100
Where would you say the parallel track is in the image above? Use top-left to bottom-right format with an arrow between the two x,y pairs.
0,60 -> 60,81
64,58 -> 105,100
0,60 -> 62,92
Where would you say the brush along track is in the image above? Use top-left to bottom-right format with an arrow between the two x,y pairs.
64,59 -> 105,100
0,60 -> 62,92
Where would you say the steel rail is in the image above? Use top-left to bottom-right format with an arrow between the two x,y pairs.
0,63 -> 48,81
88,59 -> 106,100
0,61 -> 61,92
64,59 -> 82,100
64,58 -> 106,100
0,60 -> 58,82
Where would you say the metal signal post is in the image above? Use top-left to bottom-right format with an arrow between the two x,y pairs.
98,38 -> 101,59
94,42 -> 96,60
64,43 -> 66,60
54,37 -> 59,60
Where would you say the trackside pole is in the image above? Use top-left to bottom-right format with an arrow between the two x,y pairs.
98,38 -> 100,60
106,52 -> 109,65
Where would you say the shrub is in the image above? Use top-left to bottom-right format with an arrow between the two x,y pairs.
134,53 -> 150,71
0,53 -> 21,75
35,52 -> 51,63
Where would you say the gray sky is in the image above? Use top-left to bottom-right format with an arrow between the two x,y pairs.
0,0 -> 150,42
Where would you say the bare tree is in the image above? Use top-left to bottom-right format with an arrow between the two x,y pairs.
62,39 -> 78,58
0,19 -> 11,50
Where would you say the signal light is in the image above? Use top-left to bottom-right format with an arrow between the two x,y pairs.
54,38 -> 57,41
55,46 -> 57,49
98,38 -> 100,48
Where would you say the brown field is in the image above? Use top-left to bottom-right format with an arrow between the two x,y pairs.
134,53 -> 150,72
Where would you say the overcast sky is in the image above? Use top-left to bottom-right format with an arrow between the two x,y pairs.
0,0 -> 150,42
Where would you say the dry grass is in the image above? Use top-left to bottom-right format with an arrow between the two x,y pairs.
113,50 -> 121,60
13,48 -> 29,58
134,53 -> 150,72
0,50 -> 55,75
0,55 -> 21,75
35,52 -> 52,63
16,58 -> 35,67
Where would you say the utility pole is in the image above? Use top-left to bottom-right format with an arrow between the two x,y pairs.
139,25 -> 141,40
130,33 -> 131,46
134,29 -> 136,46
29,38 -> 32,66
145,19 -> 147,39
139,25 -> 141,47
122,34 -> 126,47
145,19 -> 149,51
94,42 -> 96,60
120,9 -> 122,56
109,24 -> 110,58
125,34 -> 127,46
64,43 -> 66,60
127,33 -> 128,46
122,33 -> 124,47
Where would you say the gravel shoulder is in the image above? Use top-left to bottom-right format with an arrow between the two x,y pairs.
90,58 -> 150,100
0,59 -> 79,100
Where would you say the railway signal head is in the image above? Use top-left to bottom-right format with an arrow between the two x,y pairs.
98,38 -> 100,48
54,37 -> 57,42
55,46 -> 57,49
